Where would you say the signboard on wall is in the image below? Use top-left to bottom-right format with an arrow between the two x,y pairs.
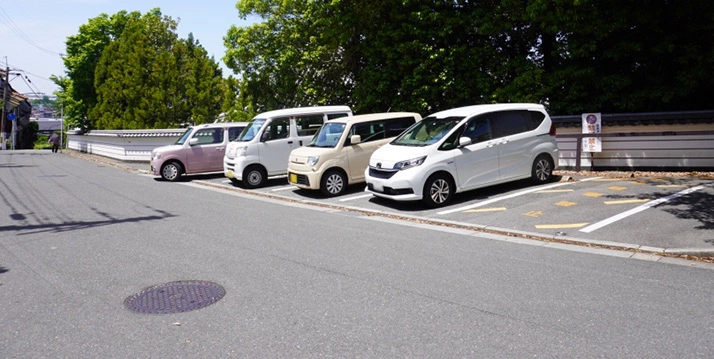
582,113 -> 602,152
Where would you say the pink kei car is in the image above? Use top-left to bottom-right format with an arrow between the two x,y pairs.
150,122 -> 247,181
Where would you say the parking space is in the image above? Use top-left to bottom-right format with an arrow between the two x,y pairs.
193,173 -> 714,250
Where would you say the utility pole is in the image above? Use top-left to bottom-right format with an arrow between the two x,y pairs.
1,60 -> 8,150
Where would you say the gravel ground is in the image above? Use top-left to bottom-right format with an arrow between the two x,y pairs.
554,169 -> 714,179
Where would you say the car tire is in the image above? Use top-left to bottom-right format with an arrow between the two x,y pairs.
422,172 -> 453,207
532,154 -> 554,184
320,169 -> 347,197
161,161 -> 183,182
243,165 -> 267,188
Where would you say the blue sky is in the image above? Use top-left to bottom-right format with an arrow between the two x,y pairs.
0,0 -> 258,97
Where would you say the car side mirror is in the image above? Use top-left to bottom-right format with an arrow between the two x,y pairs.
350,134 -> 361,145
189,138 -> 199,146
458,137 -> 471,147
260,132 -> 271,142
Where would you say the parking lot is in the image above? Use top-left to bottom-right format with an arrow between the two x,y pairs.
156,168 -> 714,256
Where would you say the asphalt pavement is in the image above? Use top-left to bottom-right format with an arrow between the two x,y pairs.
63,149 -> 714,261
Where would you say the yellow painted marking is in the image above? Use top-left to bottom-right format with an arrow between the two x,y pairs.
464,207 -> 507,213
593,178 -> 621,181
523,211 -> 543,218
604,199 -> 650,205
656,184 -> 687,188
536,223 -> 589,229
535,189 -> 574,193
583,192 -> 603,197
608,186 -> 627,191
555,201 -> 577,207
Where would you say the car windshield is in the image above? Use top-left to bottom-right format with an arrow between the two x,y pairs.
236,119 -> 266,142
174,127 -> 193,145
392,116 -> 464,146
308,122 -> 346,148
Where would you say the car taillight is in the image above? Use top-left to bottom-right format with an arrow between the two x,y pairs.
549,123 -> 557,136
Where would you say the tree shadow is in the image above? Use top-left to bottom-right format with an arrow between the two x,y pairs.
655,189 -> 714,231
0,266 -> 8,274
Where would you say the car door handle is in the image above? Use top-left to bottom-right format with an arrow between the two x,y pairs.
287,141 -> 294,145
216,147 -> 224,151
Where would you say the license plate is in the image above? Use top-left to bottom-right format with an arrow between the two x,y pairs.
289,173 -> 297,183
226,170 -> 234,179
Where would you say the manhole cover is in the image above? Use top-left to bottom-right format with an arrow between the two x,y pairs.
124,280 -> 226,314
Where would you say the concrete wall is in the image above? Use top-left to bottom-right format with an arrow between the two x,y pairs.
67,129 -> 184,161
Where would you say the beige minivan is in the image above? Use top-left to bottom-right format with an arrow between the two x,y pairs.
287,112 -> 420,196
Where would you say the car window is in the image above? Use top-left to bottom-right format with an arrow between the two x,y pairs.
228,126 -> 244,141
385,117 -> 416,137
491,110 -> 530,138
528,110 -> 546,130
193,128 -> 223,145
296,115 -> 324,136
264,117 -> 291,141
348,120 -> 385,144
462,116 -> 492,143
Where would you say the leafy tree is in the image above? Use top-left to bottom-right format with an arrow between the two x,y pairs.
89,10 -> 225,129
225,0 -> 714,116
63,10 -> 142,130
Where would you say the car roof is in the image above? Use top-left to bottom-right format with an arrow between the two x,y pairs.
428,103 -> 546,119
195,122 -> 249,128
327,112 -> 421,124
253,106 -> 352,119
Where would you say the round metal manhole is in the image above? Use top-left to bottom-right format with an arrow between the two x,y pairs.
124,280 -> 226,314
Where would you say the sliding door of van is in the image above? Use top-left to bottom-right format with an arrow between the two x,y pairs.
491,110 -> 540,181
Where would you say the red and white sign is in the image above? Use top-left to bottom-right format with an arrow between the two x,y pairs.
582,113 -> 602,152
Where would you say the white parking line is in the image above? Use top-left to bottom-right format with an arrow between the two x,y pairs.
339,193 -> 374,202
437,177 -> 602,215
271,185 -> 295,192
579,184 -> 707,233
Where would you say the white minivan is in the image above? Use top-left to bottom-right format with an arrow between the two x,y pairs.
287,112 -> 420,196
365,103 -> 559,207
224,106 -> 352,188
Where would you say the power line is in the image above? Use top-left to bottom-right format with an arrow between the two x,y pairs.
0,4 -> 64,57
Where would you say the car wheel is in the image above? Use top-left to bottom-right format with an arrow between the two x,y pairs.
422,172 -> 453,207
243,165 -> 267,188
532,154 -> 554,184
161,161 -> 183,182
320,169 -> 347,197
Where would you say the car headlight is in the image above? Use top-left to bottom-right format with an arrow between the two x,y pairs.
307,156 -> 320,166
152,152 -> 161,160
394,156 -> 426,170
237,147 -> 247,157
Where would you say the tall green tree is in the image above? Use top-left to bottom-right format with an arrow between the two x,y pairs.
63,11 -> 142,130
89,10 -> 225,129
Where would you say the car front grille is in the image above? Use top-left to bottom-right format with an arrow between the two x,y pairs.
368,167 -> 397,179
